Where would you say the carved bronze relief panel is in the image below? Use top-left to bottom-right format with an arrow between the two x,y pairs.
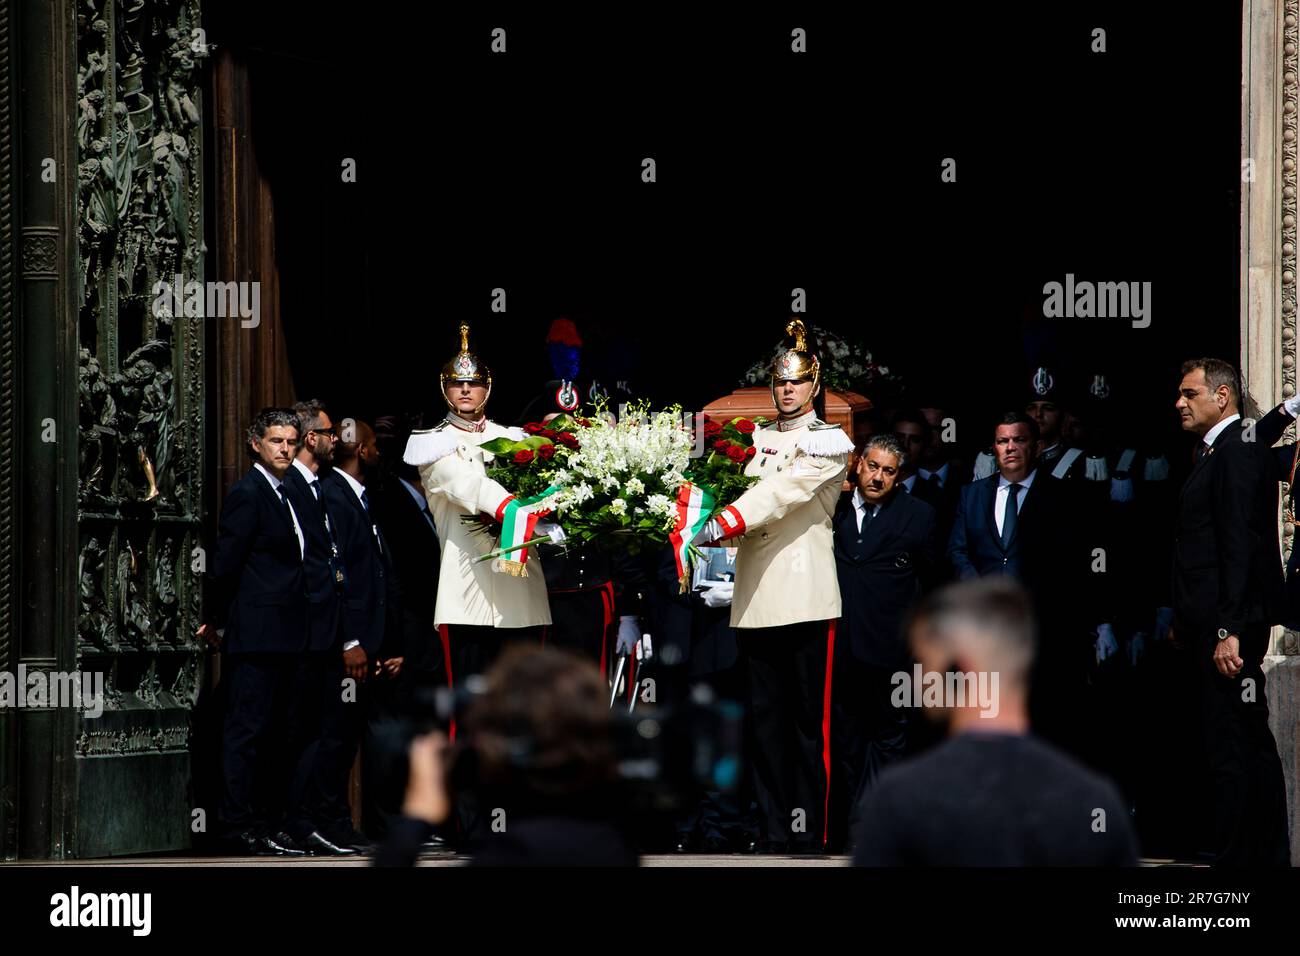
74,0 -> 205,855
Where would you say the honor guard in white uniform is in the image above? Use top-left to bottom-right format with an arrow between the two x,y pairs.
694,319 -> 853,852
402,323 -> 551,686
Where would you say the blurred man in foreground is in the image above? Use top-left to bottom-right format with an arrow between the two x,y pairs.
853,577 -> 1139,866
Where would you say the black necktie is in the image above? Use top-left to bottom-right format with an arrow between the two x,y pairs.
1001,482 -> 1021,548
275,485 -> 293,524
861,501 -> 876,533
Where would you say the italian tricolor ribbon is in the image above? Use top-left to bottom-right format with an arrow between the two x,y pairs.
492,485 -> 560,577
669,480 -> 718,593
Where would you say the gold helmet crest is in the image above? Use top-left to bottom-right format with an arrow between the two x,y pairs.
770,318 -> 821,410
440,322 -> 493,413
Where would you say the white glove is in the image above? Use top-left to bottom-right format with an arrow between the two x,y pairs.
699,580 -> 734,609
637,634 -> 653,662
692,518 -> 723,546
1285,393 -> 1300,418
615,616 -> 641,656
1094,623 -> 1118,663
536,519 -> 566,544
1109,476 -> 1134,503
1153,606 -> 1174,643
972,451 -> 997,481
1128,631 -> 1148,667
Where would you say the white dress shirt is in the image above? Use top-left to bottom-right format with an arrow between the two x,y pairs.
1202,413 -> 1241,452
290,457 -> 332,536
334,466 -> 367,504
993,469 -> 1037,538
291,458 -> 322,500
254,462 -> 304,558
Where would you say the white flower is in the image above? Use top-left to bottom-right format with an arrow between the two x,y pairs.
574,482 -> 594,503
646,494 -> 675,519
878,366 -> 889,376
625,477 -> 645,495
602,475 -> 620,492
610,498 -> 628,516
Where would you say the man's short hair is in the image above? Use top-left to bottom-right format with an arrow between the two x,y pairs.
995,410 -> 1040,444
863,433 -> 907,469
293,399 -> 330,439
1180,357 -> 1240,406
907,576 -> 1038,680
246,407 -> 299,455
332,417 -> 371,467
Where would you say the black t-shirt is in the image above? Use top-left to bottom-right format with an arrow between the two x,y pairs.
852,732 -> 1139,866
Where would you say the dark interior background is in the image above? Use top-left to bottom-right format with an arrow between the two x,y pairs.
206,2 -> 1241,462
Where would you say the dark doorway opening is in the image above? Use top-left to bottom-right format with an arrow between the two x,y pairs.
209,3 -> 1240,465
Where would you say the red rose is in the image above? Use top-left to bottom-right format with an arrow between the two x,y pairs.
540,428 -> 558,439
712,439 -> 731,451
556,432 -> 579,449
745,446 -> 756,458
726,445 -> 746,462
524,423 -> 545,435
704,421 -> 722,437
513,449 -> 535,464
538,444 -> 556,460
734,419 -> 756,434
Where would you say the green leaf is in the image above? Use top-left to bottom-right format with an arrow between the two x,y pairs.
480,438 -> 519,455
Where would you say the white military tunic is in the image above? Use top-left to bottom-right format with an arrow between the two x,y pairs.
715,410 -> 853,629
403,416 -> 551,628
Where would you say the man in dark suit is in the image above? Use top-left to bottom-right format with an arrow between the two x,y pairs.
1172,357 -> 1290,866
320,419 -> 404,849
830,434 -> 939,851
892,409 -> 950,516
915,403 -> 967,564
199,408 -> 309,856
946,412 -> 1102,754
853,577 -> 1139,866
365,445 -> 443,843
368,451 -> 443,713
277,399 -> 356,856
